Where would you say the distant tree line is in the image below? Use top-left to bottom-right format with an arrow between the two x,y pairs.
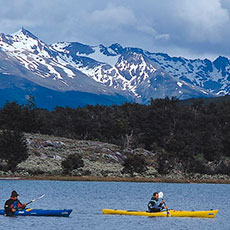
0,96 -> 230,175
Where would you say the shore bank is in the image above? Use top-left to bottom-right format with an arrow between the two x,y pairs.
1,175 -> 230,184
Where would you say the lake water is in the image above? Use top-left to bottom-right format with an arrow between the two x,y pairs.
0,180 -> 229,230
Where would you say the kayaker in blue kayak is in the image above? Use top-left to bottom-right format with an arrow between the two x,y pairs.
4,190 -> 27,216
147,192 -> 168,212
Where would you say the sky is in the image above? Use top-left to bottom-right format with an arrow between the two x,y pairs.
0,0 -> 230,60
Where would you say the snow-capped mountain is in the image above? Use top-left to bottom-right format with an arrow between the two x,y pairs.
51,41 -> 213,103
0,28 -> 229,109
145,52 -> 230,96
0,28 -> 117,94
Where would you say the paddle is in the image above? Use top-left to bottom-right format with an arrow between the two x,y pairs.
26,194 -> 45,206
159,192 -> 170,216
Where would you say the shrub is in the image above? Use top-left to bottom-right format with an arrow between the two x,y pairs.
157,153 -> 209,175
216,161 -> 230,176
157,155 -> 174,175
122,154 -> 147,176
61,153 -> 84,174
0,129 -> 28,171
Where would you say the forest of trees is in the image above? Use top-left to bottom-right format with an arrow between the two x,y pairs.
0,96 -> 230,175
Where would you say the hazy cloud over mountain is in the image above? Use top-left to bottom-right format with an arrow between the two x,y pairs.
0,0 -> 230,59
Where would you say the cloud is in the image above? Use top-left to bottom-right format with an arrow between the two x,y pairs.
173,0 -> 230,43
135,0 -> 230,58
0,0 -> 230,59
82,3 -> 170,47
87,4 -> 136,29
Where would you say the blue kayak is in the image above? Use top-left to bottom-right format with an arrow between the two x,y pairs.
0,208 -> 72,217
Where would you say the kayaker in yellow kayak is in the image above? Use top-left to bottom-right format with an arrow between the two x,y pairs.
147,192 -> 168,212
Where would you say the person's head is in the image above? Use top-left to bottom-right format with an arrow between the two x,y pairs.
153,192 -> 159,200
11,190 -> 19,200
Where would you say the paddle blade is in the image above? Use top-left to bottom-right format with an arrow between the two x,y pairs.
158,192 -> 164,199
26,194 -> 45,205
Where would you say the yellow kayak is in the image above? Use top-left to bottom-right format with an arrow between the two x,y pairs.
102,209 -> 218,218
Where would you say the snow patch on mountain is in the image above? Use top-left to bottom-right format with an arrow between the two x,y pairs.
85,46 -> 119,66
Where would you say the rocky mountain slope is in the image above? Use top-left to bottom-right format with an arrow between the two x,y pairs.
1,28 -> 230,109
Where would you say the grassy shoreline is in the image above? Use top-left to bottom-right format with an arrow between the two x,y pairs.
1,175 -> 230,184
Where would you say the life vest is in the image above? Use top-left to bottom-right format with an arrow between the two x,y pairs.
147,198 -> 163,212
4,198 -> 24,215
12,200 -> 21,210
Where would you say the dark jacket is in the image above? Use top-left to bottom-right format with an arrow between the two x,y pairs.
4,198 -> 24,216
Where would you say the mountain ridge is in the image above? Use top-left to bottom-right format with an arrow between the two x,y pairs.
0,28 -> 229,109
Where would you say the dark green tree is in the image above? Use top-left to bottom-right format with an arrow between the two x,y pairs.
0,130 -> 28,171
122,154 -> 147,176
0,101 -> 24,131
61,153 -> 84,174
